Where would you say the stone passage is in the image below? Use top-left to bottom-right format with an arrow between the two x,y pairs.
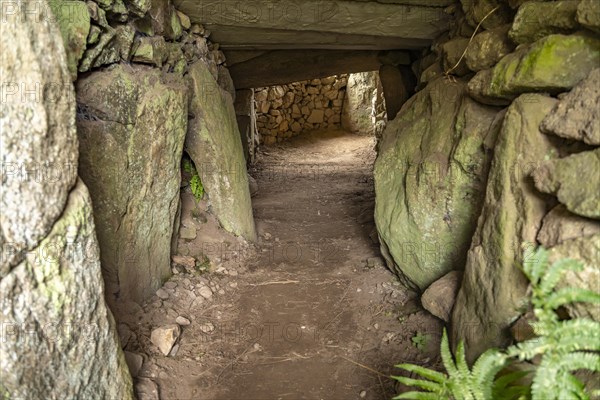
255,75 -> 348,144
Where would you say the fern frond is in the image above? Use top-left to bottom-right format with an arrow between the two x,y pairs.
558,352 -> 600,372
523,247 -> 549,285
545,287 -> 600,311
440,330 -> 459,378
554,319 -> 600,352
392,376 -> 444,393
507,337 -> 548,360
393,392 -> 442,400
538,258 -> 583,296
557,372 -> 588,400
492,370 -> 530,391
531,362 -> 559,400
455,340 -> 471,380
394,364 -> 447,383
471,349 -> 508,399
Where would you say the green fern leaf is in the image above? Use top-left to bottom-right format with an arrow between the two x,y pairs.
492,370 -> 530,392
523,247 -> 549,285
558,352 -> 600,372
545,287 -> 600,311
440,330 -> 460,379
538,258 -> 583,296
394,364 -> 447,383
393,376 -> 443,393
393,392 -> 442,400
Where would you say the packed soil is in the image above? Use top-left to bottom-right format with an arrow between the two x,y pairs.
124,129 -> 443,400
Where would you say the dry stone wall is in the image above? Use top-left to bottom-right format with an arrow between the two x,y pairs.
374,0 -> 600,364
255,75 -> 348,144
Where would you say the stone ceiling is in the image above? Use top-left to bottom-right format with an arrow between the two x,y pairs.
173,0 -> 453,87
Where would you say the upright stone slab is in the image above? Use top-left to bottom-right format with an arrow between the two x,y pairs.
1,4 -> 133,396
76,64 -> 188,306
374,77 -> 501,290
186,61 -> 257,241
341,71 -> 381,135
0,181 -> 134,399
451,94 -> 558,362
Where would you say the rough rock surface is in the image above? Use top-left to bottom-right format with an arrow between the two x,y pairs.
465,24 -> 514,71
0,181 -> 134,399
374,77 -> 500,290
48,0 -> 91,80
468,33 -> 600,103
541,68 -> 600,145
186,61 -> 257,241
547,235 -> 600,321
451,94 -> 558,362
538,205 -> 600,247
461,0 -> 513,30
77,64 -> 188,306
1,1 -> 78,275
533,148 -> 600,219
342,71 -> 385,135
577,0 -> 600,33
509,0 -> 580,44
150,324 -> 181,355
421,271 -> 462,322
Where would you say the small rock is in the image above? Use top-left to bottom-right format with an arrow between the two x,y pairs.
172,255 -> 195,269
421,271 -> 462,322
172,264 -> 186,274
360,391 -> 367,398
123,351 -> 144,378
199,321 -> 215,333
366,257 -> 384,268
176,316 -> 191,326
229,282 -> 238,288
156,288 -> 169,300
135,378 -> 159,400
150,324 -> 181,356
169,343 -> 180,357
180,226 -> 197,240
229,269 -> 238,277
218,289 -> 225,295
263,232 -> 272,240
373,323 -> 380,330
356,288 -> 362,293
164,281 -> 177,290
197,285 -> 213,299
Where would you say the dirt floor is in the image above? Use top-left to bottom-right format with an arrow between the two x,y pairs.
124,129 -> 443,400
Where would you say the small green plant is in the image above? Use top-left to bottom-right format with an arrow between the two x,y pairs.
394,330 -> 526,400
507,248 -> 600,400
411,332 -> 431,351
393,248 -> 600,400
195,255 -> 210,274
183,157 -> 204,201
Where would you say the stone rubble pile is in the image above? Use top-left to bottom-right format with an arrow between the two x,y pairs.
254,75 -> 348,144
